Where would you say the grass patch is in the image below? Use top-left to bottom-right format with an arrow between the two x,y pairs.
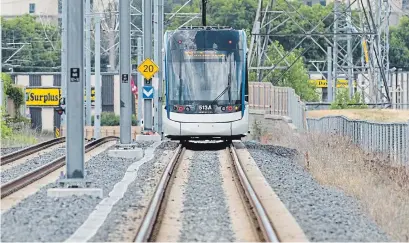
307,109 -> 409,123
1,125 -> 54,148
260,120 -> 409,241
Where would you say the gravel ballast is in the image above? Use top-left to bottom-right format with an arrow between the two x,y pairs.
243,142 -> 391,242
1,147 -> 65,184
179,150 -> 235,242
1,146 -> 28,156
0,142 -> 169,242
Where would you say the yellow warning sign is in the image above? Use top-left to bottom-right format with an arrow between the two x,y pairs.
55,128 -> 60,138
137,58 -> 159,80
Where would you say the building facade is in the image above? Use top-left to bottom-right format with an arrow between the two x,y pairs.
0,0 -> 59,23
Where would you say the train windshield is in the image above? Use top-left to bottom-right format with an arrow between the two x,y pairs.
166,30 -> 244,106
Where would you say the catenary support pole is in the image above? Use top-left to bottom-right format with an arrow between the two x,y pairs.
66,0 -> 85,179
346,0 -> 353,98
85,0 -> 92,126
61,0 -> 68,130
154,0 -> 159,132
327,46 -> 333,102
137,37 -> 143,127
333,0 -> 339,100
0,18 -> 2,107
143,0 -> 153,131
157,0 -> 164,138
94,14 -> 101,139
119,0 -> 132,143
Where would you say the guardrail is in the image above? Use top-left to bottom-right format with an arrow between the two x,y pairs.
248,82 -> 409,165
307,116 -> 409,165
248,82 -> 306,131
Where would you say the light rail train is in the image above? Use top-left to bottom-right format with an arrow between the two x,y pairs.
162,26 -> 249,141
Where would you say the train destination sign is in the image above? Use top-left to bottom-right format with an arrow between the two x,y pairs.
137,58 -> 159,80
184,50 -> 226,60
25,87 -> 95,107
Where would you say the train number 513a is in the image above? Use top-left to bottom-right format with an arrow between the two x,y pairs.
144,65 -> 154,72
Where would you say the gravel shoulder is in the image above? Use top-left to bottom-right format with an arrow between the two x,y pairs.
244,142 -> 391,242
88,141 -> 179,242
0,141 -> 175,242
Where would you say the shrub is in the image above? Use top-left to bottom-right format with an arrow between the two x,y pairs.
330,88 -> 368,109
91,112 -> 138,126
1,107 -> 13,139
2,72 -> 25,117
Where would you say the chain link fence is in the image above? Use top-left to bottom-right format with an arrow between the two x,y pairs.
307,116 -> 409,165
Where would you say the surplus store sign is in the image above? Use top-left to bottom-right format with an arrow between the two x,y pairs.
25,88 -> 61,107
25,87 -> 95,107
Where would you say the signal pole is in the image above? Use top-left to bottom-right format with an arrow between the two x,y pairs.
85,0 -> 92,126
61,0 -> 68,130
94,14 -> 101,139
157,0 -> 164,138
137,37 -> 143,127
119,0 -> 132,143
154,0 -> 159,132
66,0 -> 85,179
143,0 -> 153,131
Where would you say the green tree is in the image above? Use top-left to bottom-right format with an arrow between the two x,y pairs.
389,16 -> 409,69
1,15 -> 60,72
2,72 -> 25,117
251,41 -> 319,102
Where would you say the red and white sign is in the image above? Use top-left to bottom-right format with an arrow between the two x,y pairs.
131,79 -> 138,96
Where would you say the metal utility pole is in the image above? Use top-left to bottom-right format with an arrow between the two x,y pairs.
61,0 -> 68,129
154,0 -> 159,132
137,37 -> 143,127
157,0 -> 164,138
85,0 -> 91,126
327,46 -> 333,102
346,0 -> 354,98
143,0 -> 153,131
333,0 -> 339,100
0,19 -> 3,107
119,0 -> 132,143
202,0 -> 207,26
94,14 -> 101,139
66,0 -> 85,179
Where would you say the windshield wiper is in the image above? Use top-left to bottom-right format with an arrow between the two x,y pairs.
212,56 -> 232,104
212,74 -> 231,104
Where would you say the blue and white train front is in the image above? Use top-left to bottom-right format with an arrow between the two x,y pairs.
162,28 -> 249,140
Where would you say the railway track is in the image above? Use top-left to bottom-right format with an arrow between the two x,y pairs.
0,137 -> 66,166
0,136 -> 118,199
133,141 -> 279,242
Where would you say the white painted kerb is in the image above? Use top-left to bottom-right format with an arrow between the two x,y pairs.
64,141 -> 163,242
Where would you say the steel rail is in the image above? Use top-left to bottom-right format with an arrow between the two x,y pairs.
1,137 -> 66,166
229,144 -> 279,242
0,136 -> 118,199
134,144 -> 184,242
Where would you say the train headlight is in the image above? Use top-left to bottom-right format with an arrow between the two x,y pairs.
221,106 -> 226,111
173,105 -> 178,111
185,106 -> 191,111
